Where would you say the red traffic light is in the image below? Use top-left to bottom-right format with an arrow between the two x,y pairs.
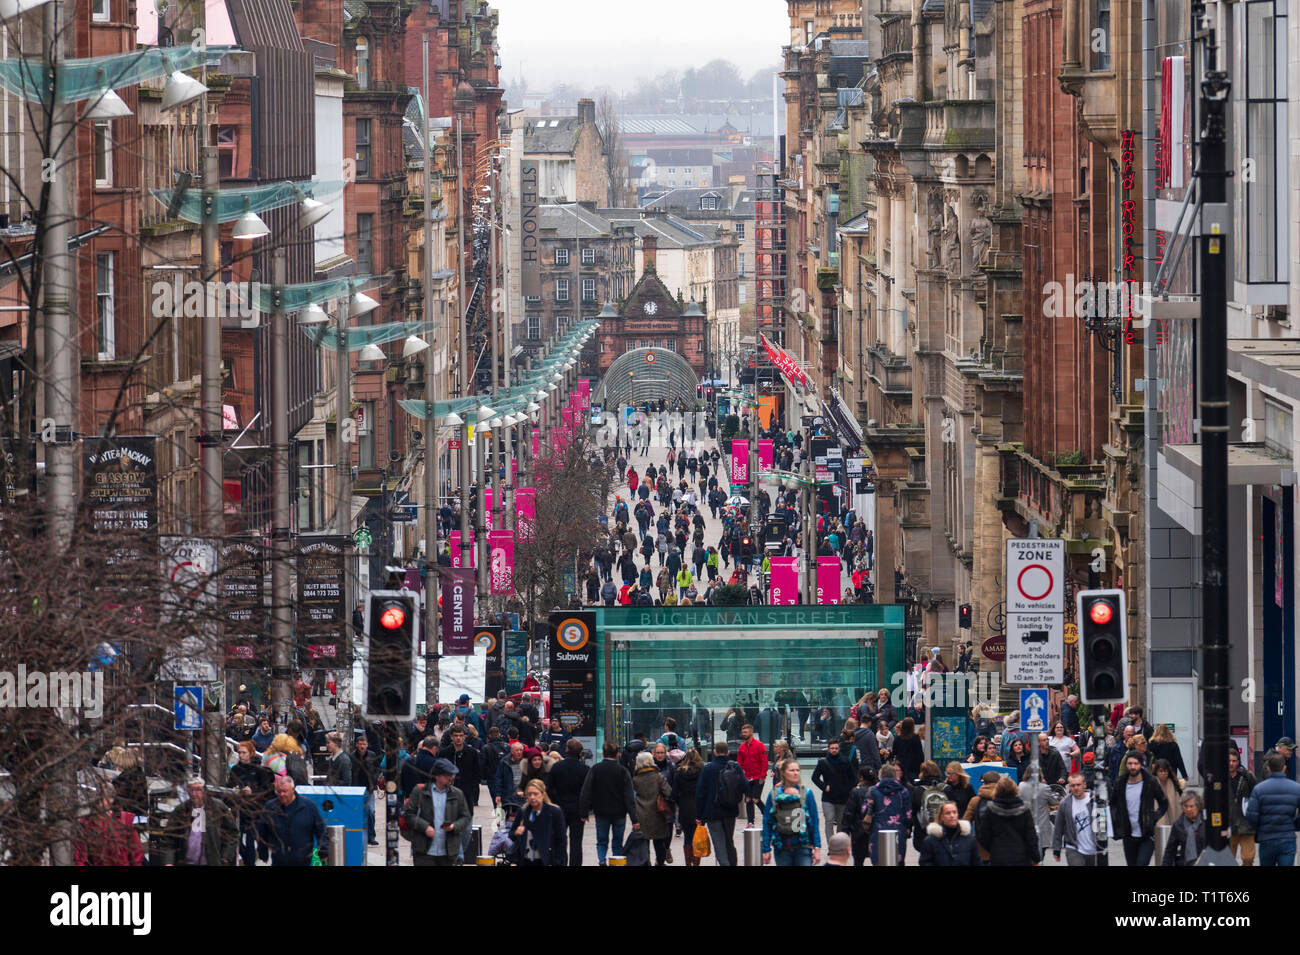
1088,601 -> 1114,626
380,605 -> 406,630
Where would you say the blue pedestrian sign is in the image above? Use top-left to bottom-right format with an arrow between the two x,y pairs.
174,684 -> 203,731
1019,688 -> 1049,734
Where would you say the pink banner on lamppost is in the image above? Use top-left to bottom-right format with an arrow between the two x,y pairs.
816,556 -> 842,605
441,567 -> 474,655
731,439 -> 749,484
758,439 -> 774,471
484,488 -> 494,531
768,556 -> 798,605
450,530 -> 475,569
577,378 -> 590,410
488,530 -> 514,595
532,428 -> 540,457
516,487 -> 536,540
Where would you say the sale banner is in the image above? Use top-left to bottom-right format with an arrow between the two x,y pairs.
816,556 -> 842,605
768,556 -> 797,606
488,530 -> 514,595
731,439 -> 749,484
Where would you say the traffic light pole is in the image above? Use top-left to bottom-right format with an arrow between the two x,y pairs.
1194,0 -> 1232,856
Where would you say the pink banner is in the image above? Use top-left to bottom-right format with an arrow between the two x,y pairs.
731,439 -> 749,484
450,530 -> 475,569
816,556 -> 842,605
488,529 -> 514,595
758,439 -> 774,471
577,378 -> 590,411
484,488 -> 493,531
517,488 -> 536,541
532,428 -> 540,457
768,556 -> 797,605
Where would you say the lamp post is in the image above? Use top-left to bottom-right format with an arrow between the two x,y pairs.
454,79 -> 475,574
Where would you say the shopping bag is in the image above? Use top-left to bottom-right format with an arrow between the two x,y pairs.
693,822 -> 712,858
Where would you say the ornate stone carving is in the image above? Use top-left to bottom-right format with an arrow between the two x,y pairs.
927,189 -> 944,268
968,193 -> 992,273
942,205 -> 962,275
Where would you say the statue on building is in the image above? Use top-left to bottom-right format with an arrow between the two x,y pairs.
926,190 -> 944,269
968,194 -> 992,273
942,205 -> 962,275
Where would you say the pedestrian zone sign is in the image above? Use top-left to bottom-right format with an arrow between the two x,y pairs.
174,684 -> 203,731
1019,688 -> 1048,734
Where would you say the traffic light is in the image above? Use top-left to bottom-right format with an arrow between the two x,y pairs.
958,603 -> 972,629
365,591 -> 417,721
741,535 -> 754,560
1076,589 -> 1127,705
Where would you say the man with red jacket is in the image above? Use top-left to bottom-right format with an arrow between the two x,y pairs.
738,724 -> 769,826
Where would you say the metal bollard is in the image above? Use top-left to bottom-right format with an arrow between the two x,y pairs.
468,825 -> 482,860
743,826 -> 762,865
328,824 -> 346,867
876,829 -> 899,867
1154,823 -> 1172,866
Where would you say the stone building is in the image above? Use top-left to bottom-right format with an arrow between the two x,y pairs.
522,99 -> 611,205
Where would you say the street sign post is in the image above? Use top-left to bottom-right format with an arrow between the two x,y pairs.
174,684 -> 203,731
1019,688 -> 1049,734
1005,538 -> 1065,614
1005,613 -> 1065,684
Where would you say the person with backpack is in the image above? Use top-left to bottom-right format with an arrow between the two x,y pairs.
1245,750 -> 1300,866
578,741 -> 639,866
696,740 -> 748,866
918,800 -> 978,866
911,761 -> 949,853
864,764 -> 912,865
736,723 -> 769,826
811,739 -> 858,837
262,733 -> 311,787
761,758 -> 822,866
401,758 -> 471,867
977,776 -> 1042,866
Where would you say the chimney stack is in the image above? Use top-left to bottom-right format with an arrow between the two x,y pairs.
577,98 -> 596,126
642,235 -> 657,272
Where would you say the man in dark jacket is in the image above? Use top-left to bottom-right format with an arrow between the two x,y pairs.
976,777 -> 1041,866
1035,732 -> 1068,785
811,739 -> 858,837
1246,751 -> 1300,867
324,732 -> 353,786
437,725 -> 483,811
538,718 -> 572,753
352,735 -> 381,846
256,775 -> 329,866
839,765 -> 878,867
400,737 -> 439,802
851,720 -> 882,773
1226,748 -> 1258,865
492,741 -> 528,810
402,758 -> 472,866
578,740 -> 638,865
547,738 -> 590,867
1108,752 -> 1169,866
166,779 -> 239,866
918,801 -> 978,866
696,741 -> 742,866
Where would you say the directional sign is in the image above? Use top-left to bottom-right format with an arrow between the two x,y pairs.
1005,538 -> 1065,614
1020,688 -> 1049,734
1005,613 -> 1065,685
174,684 -> 203,731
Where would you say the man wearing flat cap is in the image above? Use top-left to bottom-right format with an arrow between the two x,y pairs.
402,757 -> 472,866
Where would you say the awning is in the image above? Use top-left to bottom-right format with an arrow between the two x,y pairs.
827,387 -> 863,452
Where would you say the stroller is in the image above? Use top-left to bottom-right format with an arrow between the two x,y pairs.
487,797 -> 525,865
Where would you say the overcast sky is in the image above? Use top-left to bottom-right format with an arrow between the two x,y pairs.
490,0 -> 790,93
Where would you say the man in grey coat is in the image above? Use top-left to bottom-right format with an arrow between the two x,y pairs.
402,758 -> 472,866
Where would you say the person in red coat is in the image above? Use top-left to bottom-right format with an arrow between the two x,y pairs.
75,783 -> 143,866
737,724 -> 769,826
628,468 -> 639,493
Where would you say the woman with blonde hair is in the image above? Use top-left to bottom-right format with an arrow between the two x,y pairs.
770,739 -> 793,787
1153,758 -> 1184,827
511,779 -> 568,866
261,733 -> 308,784
1148,724 -> 1188,780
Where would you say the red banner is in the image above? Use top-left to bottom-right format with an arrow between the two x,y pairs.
488,529 -> 514,595
761,334 -> 808,388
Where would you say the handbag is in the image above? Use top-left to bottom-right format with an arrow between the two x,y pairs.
656,792 -> 674,820
693,822 -> 712,858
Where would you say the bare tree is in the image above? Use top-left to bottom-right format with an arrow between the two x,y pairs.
597,94 -> 630,208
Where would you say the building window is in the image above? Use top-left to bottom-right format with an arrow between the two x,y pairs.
555,248 -> 569,266
805,19 -> 815,45
581,247 -> 595,265
1264,396 -> 1293,455
355,38 -> 370,90
736,222 -> 746,238
555,278 -> 570,302
526,316 -> 541,339
664,340 -> 675,352
356,213 -> 374,275
93,0 -> 110,20
96,253 -> 115,360
355,119 -> 371,178
1244,0 -> 1287,284
358,402 -> 375,468
1093,0 -> 1112,70
217,125 -> 238,179
93,122 -> 111,186
739,253 -> 746,274
582,278 -> 596,302
700,195 -> 719,210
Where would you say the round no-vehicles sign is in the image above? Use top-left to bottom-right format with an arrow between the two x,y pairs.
1005,538 -> 1065,614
